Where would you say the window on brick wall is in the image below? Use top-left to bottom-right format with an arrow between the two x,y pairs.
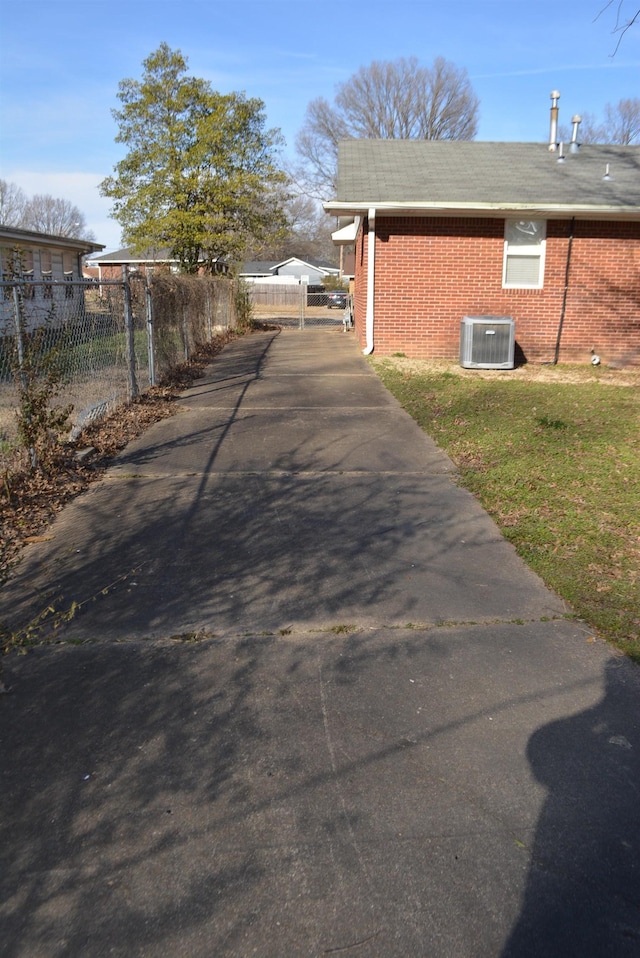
63,252 -> 74,298
503,220 -> 546,288
39,249 -> 52,275
22,250 -> 35,299
40,249 -> 53,298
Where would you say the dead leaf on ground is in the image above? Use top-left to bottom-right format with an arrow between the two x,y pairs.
1,333 -> 235,586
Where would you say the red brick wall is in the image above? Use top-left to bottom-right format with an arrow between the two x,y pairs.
98,264 -> 161,280
353,216 -> 640,366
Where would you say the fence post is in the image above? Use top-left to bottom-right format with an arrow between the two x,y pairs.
299,284 -> 305,330
12,283 -> 38,470
122,267 -> 138,400
206,285 -> 213,340
182,302 -> 189,361
145,275 -> 155,386
11,285 -> 27,390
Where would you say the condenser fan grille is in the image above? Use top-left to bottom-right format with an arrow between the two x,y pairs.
460,316 -> 515,369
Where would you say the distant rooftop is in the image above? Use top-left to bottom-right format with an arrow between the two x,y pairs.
89,247 -> 175,264
240,256 -> 339,275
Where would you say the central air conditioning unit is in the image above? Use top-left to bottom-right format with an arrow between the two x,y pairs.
460,316 -> 515,369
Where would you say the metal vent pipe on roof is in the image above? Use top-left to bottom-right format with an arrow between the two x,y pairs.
570,115 -> 582,153
548,91 -> 561,151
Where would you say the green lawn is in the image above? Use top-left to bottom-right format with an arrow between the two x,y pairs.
372,359 -> 640,663
59,328 -> 150,376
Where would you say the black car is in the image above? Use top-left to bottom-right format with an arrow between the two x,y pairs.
306,284 -> 327,306
327,290 -> 348,309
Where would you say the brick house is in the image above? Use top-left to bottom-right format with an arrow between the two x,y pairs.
324,140 -> 640,366
89,247 -> 227,280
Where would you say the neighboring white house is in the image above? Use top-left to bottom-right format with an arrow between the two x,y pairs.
1,226 -> 104,330
0,226 -> 104,284
239,256 -> 340,285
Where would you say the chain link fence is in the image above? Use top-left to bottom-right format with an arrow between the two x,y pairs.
247,283 -> 352,329
0,273 -> 239,470
136,272 -> 236,379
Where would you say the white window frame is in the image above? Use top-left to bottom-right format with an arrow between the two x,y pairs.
502,220 -> 546,289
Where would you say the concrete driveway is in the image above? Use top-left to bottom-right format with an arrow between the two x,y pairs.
1,329 -> 638,957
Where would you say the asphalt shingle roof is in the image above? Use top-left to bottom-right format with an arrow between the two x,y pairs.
241,261 -> 277,274
90,247 -> 174,263
240,257 -> 340,274
331,140 -> 640,213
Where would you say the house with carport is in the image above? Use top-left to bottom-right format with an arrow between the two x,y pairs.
324,138 -> 640,367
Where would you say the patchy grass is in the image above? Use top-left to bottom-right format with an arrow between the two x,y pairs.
373,358 -> 640,663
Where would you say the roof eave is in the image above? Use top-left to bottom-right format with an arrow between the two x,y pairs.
0,226 -> 105,253
272,256 -> 340,273
323,201 -> 640,221
93,257 -> 175,264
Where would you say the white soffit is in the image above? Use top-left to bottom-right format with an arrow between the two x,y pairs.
331,218 -> 359,244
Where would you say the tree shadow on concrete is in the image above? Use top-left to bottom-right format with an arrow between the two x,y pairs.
1,323 -> 555,643
2,622 -> 638,956
0,638 -> 276,956
2,327 -> 607,954
0,629 -> 457,956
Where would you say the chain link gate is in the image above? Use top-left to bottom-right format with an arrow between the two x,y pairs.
247,283 -> 352,331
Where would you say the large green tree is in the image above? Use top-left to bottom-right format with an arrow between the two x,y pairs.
100,43 -> 288,273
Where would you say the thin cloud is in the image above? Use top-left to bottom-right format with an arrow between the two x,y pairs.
472,60 -> 640,80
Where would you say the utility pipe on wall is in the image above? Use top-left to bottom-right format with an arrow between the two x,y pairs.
553,217 -> 575,365
363,207 -> 376,355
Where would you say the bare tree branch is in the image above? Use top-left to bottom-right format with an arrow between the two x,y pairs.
594,1 -> 640,54
246,191 -> 337,263
296,56 -> 479,199
559,98 -> 640,144
20,195 -> 94,240
604,97 -> 640,143
0,179 -> 27,227
0,182 -> 95,239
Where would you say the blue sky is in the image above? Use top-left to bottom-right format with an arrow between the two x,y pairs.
1,0 -> 638,250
